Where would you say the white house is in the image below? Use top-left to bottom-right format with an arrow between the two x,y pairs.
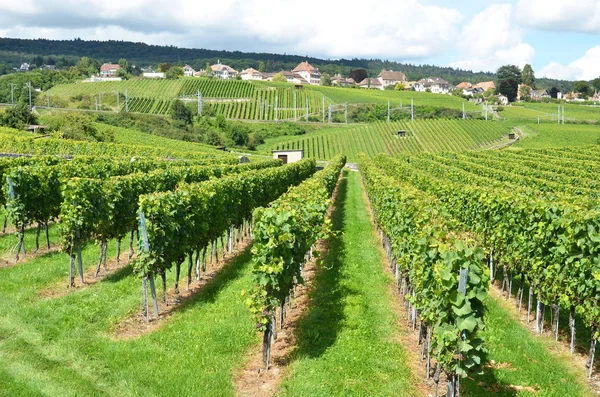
357,78 -> 383,90
19,63 -> 30,72
292,61 -> 321,85
377,70 -> 407,88
331,74 -> 355,87
240,67 -> 263,81
497,95 -> 509,105
211,61 -> 238,79
272,149 -> 304,164
183,65 -> 196,77
100,63 -> 120,77
414,77 -> 451,94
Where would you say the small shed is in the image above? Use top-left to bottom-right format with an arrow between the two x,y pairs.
26,125 -> 46,134
508,132 -> 516,140
294,84 -> 304,89
397,130 -> 407,137
272,149 -> 304,164
238,156 -> 250,164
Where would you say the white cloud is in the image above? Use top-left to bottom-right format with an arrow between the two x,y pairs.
515,0 -> 600,33
0,0 -> 465,60
449,3 -> 534,72
539,46 -> 600,80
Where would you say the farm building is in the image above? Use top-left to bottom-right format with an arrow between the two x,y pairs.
183,65 -> 196,77
211,62 -> 238,79
357,78 -> 383,90
240,68 -> 263,80
142,72 -> 165,79
100,63 -> 120,77
293,62 -> 321,85
272,149 -> 304,164
414,77 -> 451,94
377,70 -> 407,88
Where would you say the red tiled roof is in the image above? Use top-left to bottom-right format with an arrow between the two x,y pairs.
377,70 -> 407,81
100,63 -> 120,72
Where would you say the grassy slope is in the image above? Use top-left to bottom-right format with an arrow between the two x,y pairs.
500,102 -> 600,122
259,120 -> 511,162
0,232 -> 260,396
280,171 -> 415,396
512,123 -> 600,149
462,296 -> 592,397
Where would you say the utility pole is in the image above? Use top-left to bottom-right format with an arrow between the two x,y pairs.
538,116 -> 540,124
322,96 -> 325,123
411,98 -> 414,122
197,90 -> 203,115
462,102 -> 465,120
275,95 -> 278,122
558,104 -> 560,125
95,97 -> 98,111
293,91 -> 297,121
116,91 -> 120,111
10,84 -> 17,106
484,101 -> 488,120
328,104 -> 332,123
27,81 -> 32,110
125,88 -> 129,113
305,97 -> 309,122
387,100 -> 390,123
47,95 -> 50,107
562,105 -> 565,124
344,102 -> 347,124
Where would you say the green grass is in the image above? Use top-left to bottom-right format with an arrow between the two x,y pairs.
462,296 -> 592,397
513,123 -> 600,149
279,171 -> 415,396
500,102 -> 600,122
0,236 -> 259,396
261,120 -> 511,162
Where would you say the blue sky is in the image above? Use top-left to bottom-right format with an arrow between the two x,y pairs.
0,0 -> 599,80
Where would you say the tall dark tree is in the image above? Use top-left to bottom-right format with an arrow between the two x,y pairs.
592,77 -> 600,93
349,69 -> 367,83
573,80 -> 591,97
169,99 -> 192,126
0,102 -> 37,129
496,65 -> 522,102
549,87 -> 559,99
522,64 -> 535,88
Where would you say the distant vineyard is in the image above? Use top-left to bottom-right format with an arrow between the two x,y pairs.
265,120 -> 511,161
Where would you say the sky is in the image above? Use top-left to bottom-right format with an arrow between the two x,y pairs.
0,0 -> 599,81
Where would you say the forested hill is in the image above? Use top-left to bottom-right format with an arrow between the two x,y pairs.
0,37 -> 492,83
0,37 -> 572,91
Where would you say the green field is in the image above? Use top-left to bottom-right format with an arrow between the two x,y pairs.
513,123 -> 600,148
260,120 -> 512,161
44,78 -> 480,120
500,102 -> 600,122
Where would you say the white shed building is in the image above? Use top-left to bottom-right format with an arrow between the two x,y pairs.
272,149 -> 304,164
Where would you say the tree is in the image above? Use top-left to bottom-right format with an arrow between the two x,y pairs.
573,80 -> 591,97
522,64 -> 535,88
169,99 -> 192,126
592,77 -> 600,93
32,55 -> 44,68
0,102 -> 38,129
395,82 -> 406,91
518,84 -> 532,101
258,61 -> 266,73
549,87 -> 559,99
0,63 -> 7,76
321,73 -> 332,86
158,63 -> 172,73
496,65 -> 522,102
166,66 -> 184,79
349,69 -> 367,84
272,72 -> 287,83
77,57 -> 91,75
118,58 -> 129,73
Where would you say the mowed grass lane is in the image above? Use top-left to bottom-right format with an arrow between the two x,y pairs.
280,171 -> 416,396
0,236 -> 259,396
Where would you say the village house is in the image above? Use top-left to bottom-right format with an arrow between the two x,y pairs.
240,68 -> 263,81
183,65 -> 196,77
100,63 -> 120,77
331,74 -> 355,87
414,77 -> 451,94
357,78 -> 383,90
292,61 -> 321,85
211,61 -> 238,79
497,95 -> 509,105
19,63 -> 30,72
531,89 -> 550,101
377,70 -> 407,88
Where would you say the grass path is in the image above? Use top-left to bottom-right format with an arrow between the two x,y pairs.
279,171 -> 416,396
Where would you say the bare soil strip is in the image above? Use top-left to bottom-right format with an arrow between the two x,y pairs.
1,245 -> 61,269
39,251 -> 132,299
234,173 -> 343,397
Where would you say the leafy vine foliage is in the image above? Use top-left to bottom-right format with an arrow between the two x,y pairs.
245,155 -> 345,367
359,154 -> 489,386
